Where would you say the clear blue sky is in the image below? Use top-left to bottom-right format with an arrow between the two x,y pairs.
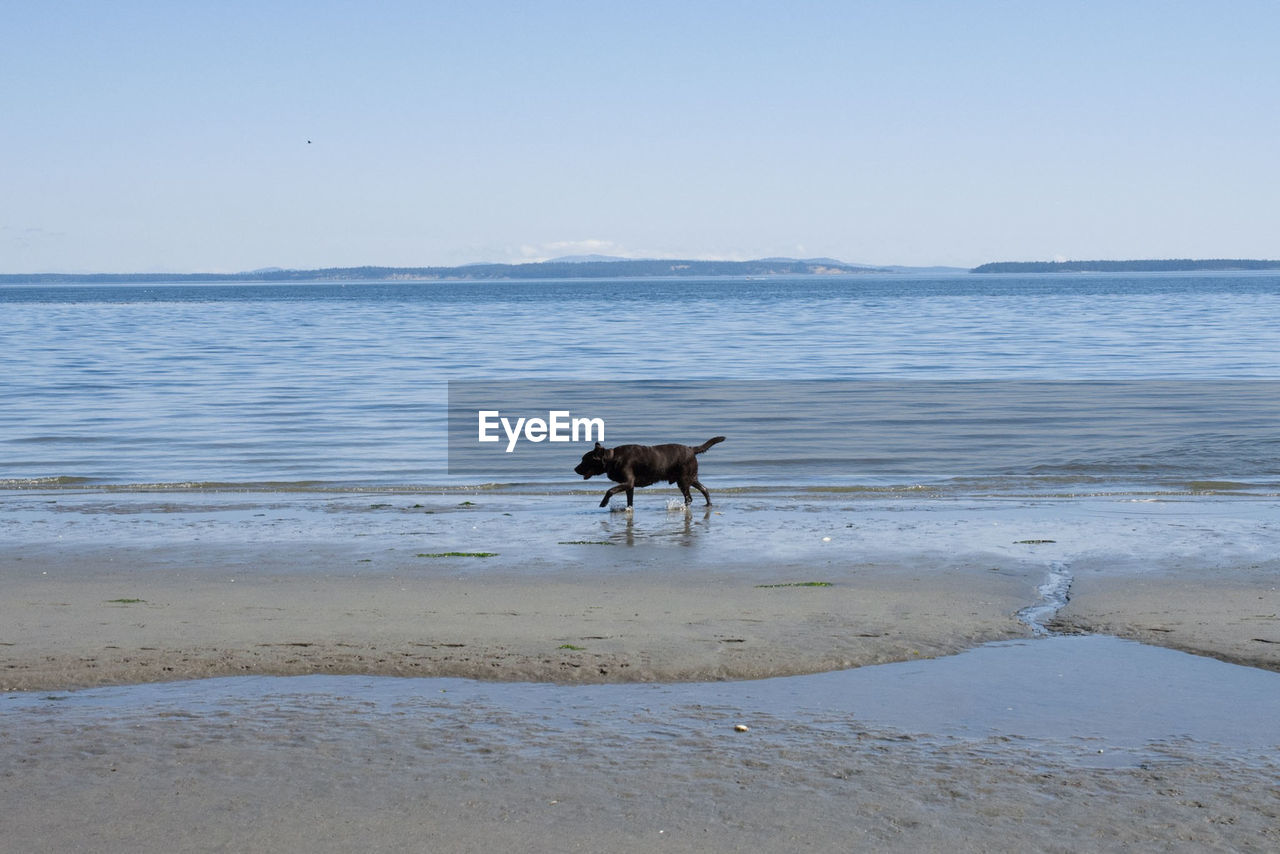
3,1 -> 1278,272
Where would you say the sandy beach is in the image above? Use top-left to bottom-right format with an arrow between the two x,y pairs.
4,548 -> 1278,692
5,490 -> 1279,689
1052,565 -> 1280,671
4,679 -> 1277,854
1,550 -> 1039,692
3,490 -> 1278,851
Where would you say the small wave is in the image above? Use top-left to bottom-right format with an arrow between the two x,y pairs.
1181,480 -> 1267,493
0,478 -> 546,494
4,476 -> 1275,501
0,476 -> 95,489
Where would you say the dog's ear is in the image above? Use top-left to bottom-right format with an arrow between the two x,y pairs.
594,442 -> 604,450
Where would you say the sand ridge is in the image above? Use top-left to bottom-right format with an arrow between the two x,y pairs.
1,557 -> 1034,691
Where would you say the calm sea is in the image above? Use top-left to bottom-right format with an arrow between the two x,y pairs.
3,272 -> 1279,494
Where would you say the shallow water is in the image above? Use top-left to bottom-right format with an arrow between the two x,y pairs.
5,635 -> 1276,770
4,490 -> 1276,592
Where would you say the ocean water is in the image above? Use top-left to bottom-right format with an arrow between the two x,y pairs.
2,272 -> 1279,494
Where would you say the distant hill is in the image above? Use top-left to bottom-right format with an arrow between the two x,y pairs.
758,256 -> 857,267
972,259 -> 1280,274
0,258 -> 886,284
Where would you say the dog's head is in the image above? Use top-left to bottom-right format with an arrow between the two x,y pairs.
574,442 -> 611,479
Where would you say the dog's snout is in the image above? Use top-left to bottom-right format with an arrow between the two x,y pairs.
574,455 -> 601,479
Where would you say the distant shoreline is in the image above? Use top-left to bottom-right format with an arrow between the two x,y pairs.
971,258 -> 1280,274
0,258 -> 886,284
3,257 -> 1279,284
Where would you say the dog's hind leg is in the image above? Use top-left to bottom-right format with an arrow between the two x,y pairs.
678,481 -> 693,505
691,480 -> 712,505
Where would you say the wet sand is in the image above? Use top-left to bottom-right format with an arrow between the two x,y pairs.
1051,564 -> 1280,672
0,551 -> 1035,691
4,490 -> 1279,687
3,490 -> 1279,851
4,720 -> 1277,854
6,552 -> 1278,691
4,652 -> 1278,854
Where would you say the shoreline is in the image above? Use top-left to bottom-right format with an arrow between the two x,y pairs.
4,552 -> 1278,693
4,491 -> 1279,690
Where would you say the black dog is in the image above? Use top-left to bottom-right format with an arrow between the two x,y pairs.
574,436 -> 726,508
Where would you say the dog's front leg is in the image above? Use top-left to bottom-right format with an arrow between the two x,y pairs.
600,480 -> 635,508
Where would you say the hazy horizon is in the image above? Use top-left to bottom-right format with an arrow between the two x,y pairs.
4,1 -> 1278,274
14,255 -> 1280,279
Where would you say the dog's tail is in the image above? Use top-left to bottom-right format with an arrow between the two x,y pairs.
694,436 -> 726,454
